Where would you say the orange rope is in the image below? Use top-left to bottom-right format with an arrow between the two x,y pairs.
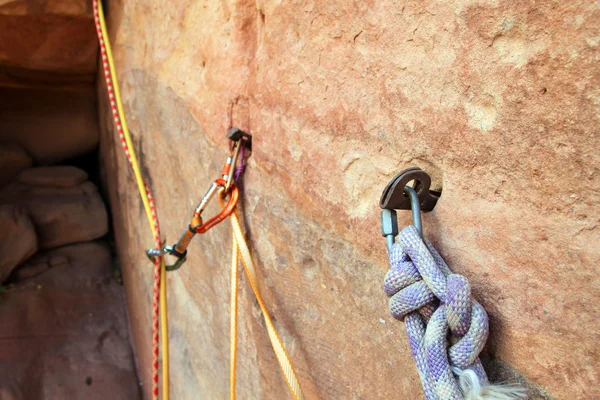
95,4 -> 302,398
222,199 -> 305,400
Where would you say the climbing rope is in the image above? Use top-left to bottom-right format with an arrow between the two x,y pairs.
144,129 -> 305,399
93,4 -> 524,396
228,209 -> 305,400
384,225 -> 527,400
93,2 -> 169,399
227,154 -> 306,399
94,3 -> 303,396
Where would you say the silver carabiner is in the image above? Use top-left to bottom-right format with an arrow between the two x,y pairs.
380,167 -> 439,252
380,186 -> 423,252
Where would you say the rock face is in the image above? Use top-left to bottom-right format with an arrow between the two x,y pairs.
17,166 -> 88,187
0,167 -> 108,249
0,86 -> 99,164
0,0 -> 97,74
98,1 -> 600,399
0,205 -> 37,283
0,241 -> 141,399
0,143 -> 32,187
0,1 -> 99,165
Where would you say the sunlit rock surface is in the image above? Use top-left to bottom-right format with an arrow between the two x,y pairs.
99,1 -> 600,399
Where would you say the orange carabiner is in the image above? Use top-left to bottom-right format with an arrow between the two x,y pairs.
194,178 -> 239,234
146,129 -> 250,272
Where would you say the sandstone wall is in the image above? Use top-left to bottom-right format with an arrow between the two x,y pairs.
0,0 -> 99,163
98,1 -> 600,399
0,0 -> 97,76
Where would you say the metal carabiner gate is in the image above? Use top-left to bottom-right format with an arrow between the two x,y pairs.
380,167 -> 441,251
146,128 -> 251,271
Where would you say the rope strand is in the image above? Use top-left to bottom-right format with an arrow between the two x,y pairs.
229,211 -> 305,400
93,2 -> 168,399
384,225 -> 526,400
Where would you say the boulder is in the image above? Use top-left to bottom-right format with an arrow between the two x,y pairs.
0,142 -> 33,187
0,170 -> 108,249
0,204 -> 37,283
0,242 -> 141,399
0,0 -> 90,17
0,2 -> 98,165
0,86 -> 99,165
17,166 -> 88,188
0,0 -> 97,74
11,253 -> 68,281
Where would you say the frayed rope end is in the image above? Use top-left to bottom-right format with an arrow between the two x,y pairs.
452,367 -> 528,400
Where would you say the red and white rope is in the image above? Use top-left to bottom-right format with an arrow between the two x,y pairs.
92,2 -> 162,398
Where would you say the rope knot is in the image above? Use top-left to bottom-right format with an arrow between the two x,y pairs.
383,225 -> 496,399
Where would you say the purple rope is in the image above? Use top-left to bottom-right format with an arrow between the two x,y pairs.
234,144 -> 246,182
384,225 -> 490,399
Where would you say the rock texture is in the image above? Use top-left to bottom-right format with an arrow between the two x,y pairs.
0,86 -> 99,164
0,0 -> 97,74
17,165 -> 88,187
0,167 -> 108,249
0,1 -> 99,165
99,1 -> 600,399
0,143 -> 32,187
0,241 -> 141,399
0,205 -> 37,283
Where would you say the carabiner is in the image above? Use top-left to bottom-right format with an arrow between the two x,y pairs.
150,179 -> 239,269
145,128 -> 249,271
193,179 -> 239,234
380,187 -> 422,252
380,167 -> 440,251
404,186 -> 423,238
223,128 -> 252,192
145,246 -> 188,271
